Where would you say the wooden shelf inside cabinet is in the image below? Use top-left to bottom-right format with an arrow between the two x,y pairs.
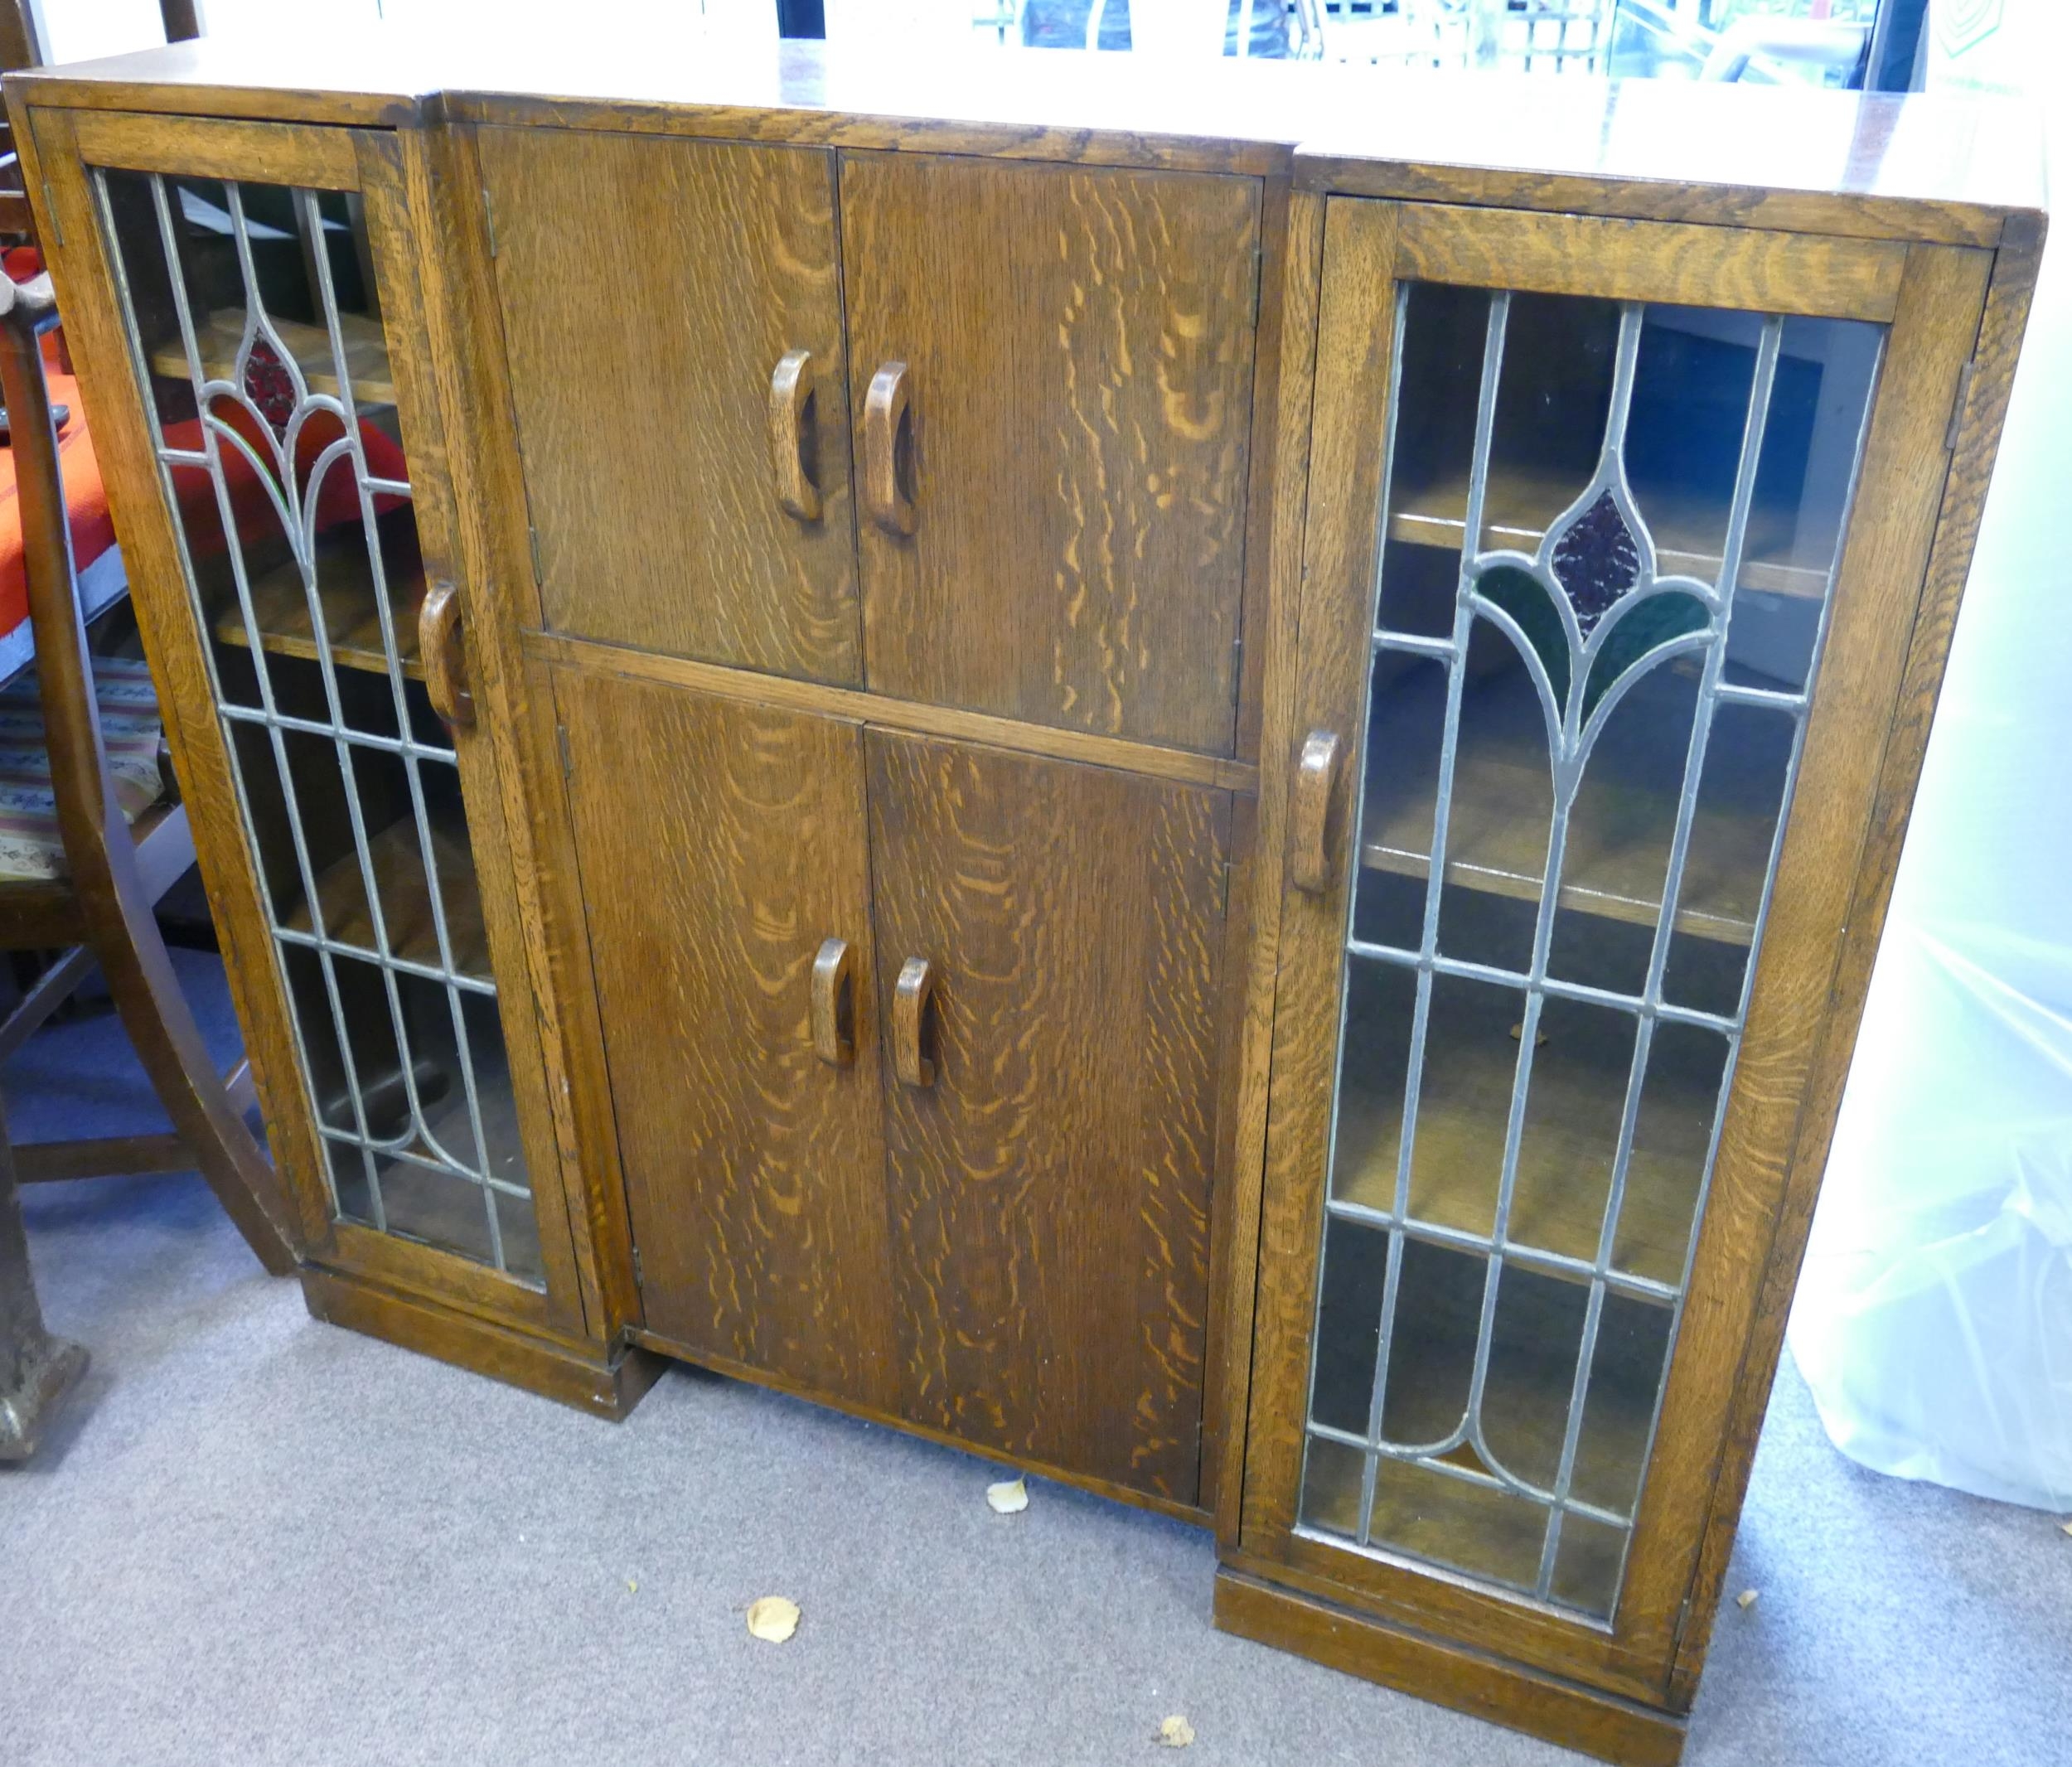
1391,462 -> 1831,600
212,520 -> 425,680
282,813 -> 489,981
1362,661 -> 1775,946
1330,949 -> 1716,1290
149,308 -> 396,407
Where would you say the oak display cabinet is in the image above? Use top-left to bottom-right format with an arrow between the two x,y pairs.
8,38 -> 2041,1765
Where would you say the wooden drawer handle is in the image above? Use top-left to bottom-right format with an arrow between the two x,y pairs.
811,936 -> 854,1067
864,360 -> 916,537
768,348 -> 821,522
893,955 -> 938,1087
419,579 -> 474,728
1290,729 -> 1342,893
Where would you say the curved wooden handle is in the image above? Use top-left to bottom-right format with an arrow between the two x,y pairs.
893,955 -> 938,1087
1290,729 -> 1342,893
419,579 -> 474,728
864,360 -> 915,537
811,936 -> 854,1067
768,348 -> 821,522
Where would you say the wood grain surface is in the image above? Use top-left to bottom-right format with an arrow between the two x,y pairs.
555,667 -> 898,1409
867,729 -> 1230,1502
480,126 -> 860,682
843,152 -> 1261,754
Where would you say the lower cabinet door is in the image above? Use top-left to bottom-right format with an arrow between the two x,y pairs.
864,730 -> 1232,1504
556,669 -> 898,1409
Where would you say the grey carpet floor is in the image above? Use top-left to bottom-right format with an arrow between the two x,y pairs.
5,956 -> 2070,1767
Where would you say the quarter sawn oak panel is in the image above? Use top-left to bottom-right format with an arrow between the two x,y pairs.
481,127 -> 859,681
842,152 -> 1261,754
556,668 -> 897,1407
866,730 -> 1230,1502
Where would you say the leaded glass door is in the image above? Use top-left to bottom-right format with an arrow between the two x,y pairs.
1244,197 -> 1987,1688
36,111 -> 588,1331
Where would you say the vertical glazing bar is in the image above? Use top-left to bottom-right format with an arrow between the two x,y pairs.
220,185 -> 462,1209
1462,303 -> 1644,1479
143,173 -> 389,1230
1533,315 -> 1784,1598
1603,332 -> 1886,1603
298,189 -> 506,1269
1349,292 -> 1509,1540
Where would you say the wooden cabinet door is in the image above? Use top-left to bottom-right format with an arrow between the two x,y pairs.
481,128 -> 859,683
841,153 -> 1261,755
1244,198 -> 1989,1698
555,668 -> 897,1408
36,110 -> 595,1334
865,730 -> 1231,1503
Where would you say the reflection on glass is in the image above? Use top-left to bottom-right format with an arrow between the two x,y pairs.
1305,280 -> 1883,1616
97,167 -> 540,1281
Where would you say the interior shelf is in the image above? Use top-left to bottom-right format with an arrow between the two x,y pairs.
212,520 -> 425,680
1389,462 -> 1830,600
150,307 -> 396,407
1361,658 -> 1776,946
1330,950 -> 1721,1290
282,811 -> 488,981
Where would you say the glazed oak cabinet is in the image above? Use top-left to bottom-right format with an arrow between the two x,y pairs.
9,37 -> 2040,1766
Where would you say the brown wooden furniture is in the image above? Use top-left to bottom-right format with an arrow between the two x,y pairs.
4,36 -> 2041,1763
0,265 -> 292,1258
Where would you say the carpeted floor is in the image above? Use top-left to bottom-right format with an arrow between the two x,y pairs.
5,955 -> 2070,1767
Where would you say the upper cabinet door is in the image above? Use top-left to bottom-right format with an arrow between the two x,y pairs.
480,128 -> 859,683
866,730 -> 1231,1504
1246,198 -> 1987,1693
841,154 -> 1261,755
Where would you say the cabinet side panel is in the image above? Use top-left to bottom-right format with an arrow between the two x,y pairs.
479,126 -> 859,683
558,670 -> 898,1409
845,152 -> 1260,754
867,729 -> 1228,1502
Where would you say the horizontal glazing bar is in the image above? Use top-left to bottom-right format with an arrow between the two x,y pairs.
1324,1197 -> 1680,1305
1305,1421 -> 1632,1532
272,924 -> 498,998
219,701 -> 458,767
1716,680 -> 1808,714
1372,630 -> 1458,662
313,1126 -> 529,1200
1345,938 -> 1740,1034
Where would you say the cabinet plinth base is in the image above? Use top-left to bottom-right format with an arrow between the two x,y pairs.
301,1267 -> 665,1421
0,1334 -> 90,1463
1213,1569 -> 1687,1767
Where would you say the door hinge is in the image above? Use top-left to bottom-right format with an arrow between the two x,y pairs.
41,182 -> 62,249
630,1243 -> 644,1290
1946,359 -> 1978,452
557,722 -> 573,778
528,524 -> 544,585
481,183 -> 498,258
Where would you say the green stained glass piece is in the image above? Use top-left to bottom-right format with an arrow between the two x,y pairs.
1477,565 -> 1570,713
1581,592 -> 1710,722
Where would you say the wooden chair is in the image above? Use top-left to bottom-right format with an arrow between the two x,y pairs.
0,269 -> 293,1258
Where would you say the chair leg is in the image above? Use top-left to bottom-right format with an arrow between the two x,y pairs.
0,1130 -> 89,1462
90,890 -> 297,1277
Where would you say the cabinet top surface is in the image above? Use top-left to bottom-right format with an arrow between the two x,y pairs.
6,33 -> 2043,240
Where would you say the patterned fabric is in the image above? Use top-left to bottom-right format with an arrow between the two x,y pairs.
0,652 -> 167,880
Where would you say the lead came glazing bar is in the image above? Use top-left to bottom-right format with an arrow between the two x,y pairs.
1533,315 -> 1784,1600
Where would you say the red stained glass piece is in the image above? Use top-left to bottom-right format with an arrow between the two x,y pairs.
243,336 -> 298,438
1551,490 -> 1641,633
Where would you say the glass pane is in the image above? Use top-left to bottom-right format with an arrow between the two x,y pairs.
1302,277 -> 1883,1619
96,167 -> 541,1284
